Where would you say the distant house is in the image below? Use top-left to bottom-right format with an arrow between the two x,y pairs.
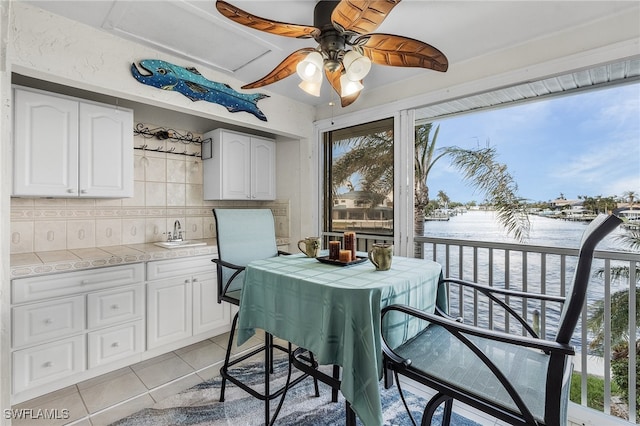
332,190 -> 393,232
550,198 -> 581,209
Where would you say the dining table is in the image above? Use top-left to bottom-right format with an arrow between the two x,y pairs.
235,252 -> 446,426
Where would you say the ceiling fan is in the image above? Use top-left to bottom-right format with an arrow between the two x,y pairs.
216,0 -> 448,107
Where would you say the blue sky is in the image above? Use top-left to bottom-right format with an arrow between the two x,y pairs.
427,83 -> 640,203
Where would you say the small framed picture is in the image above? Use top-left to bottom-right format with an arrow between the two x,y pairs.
201,138 -> 212,160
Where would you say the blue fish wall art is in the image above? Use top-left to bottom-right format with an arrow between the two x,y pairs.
131,59 -> 269,122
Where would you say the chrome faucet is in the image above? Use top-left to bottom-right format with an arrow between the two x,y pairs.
165,220 -> 183,242
172,220 -> 182,241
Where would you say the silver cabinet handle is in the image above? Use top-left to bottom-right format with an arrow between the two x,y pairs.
67,188 -> 76,194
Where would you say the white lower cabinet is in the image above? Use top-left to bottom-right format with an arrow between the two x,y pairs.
193,273 -> 226,335
12,335 -> 85,394
146,255 -> 230,351
147,278 -> 193,349
88,320 -> 144,368
11,264 -> 144,402
10,253 -> 231,403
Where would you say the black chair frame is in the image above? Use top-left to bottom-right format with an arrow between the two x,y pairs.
381,213 -> 622,426
212,254 -> 320,425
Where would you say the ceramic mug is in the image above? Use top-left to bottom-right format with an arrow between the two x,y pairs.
298,237 -> 321,258
368,243 -> 393,271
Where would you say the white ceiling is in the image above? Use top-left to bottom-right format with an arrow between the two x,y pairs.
23,0 -> 640,109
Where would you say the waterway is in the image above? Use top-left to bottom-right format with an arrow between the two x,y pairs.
422,210 -> 636,349
424,209 -> 627,251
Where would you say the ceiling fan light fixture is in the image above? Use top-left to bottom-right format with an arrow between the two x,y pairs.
298,79 -> 322,97
339,74 -> 364,97
296,51 -> 324,82
342,50 -> 372,81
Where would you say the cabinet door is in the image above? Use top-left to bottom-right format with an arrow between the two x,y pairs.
13,89 -> 79,197
12,335 -> 85,394
147,278 -> 192,349
87,285 -> 143,329
251,137 -> 276,200
221,132 -> 252,199
79,102 -> 133,197
88,320 -> 144,368
12,295 -> 84,348
192,272 -> 230,335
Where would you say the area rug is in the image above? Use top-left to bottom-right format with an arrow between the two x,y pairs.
110,357 -> 481,426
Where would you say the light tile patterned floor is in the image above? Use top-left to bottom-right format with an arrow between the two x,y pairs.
10,332 -> 265,426
11,331 -> 499,426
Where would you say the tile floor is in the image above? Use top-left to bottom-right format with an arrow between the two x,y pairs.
11,331 -> 500,426
10,331 -> 266,426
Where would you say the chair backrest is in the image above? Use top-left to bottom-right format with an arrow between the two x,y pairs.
213,208 -> 279,293
555,214 -> 622,344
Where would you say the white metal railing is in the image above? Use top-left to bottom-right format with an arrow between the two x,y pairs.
416,235 -> 639,424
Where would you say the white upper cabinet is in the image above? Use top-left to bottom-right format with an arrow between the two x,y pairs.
13,87 -> 133,198
203,129 -> 276,200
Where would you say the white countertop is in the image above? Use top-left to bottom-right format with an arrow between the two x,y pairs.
10,239 -> 218,278
10,237 -> 291,278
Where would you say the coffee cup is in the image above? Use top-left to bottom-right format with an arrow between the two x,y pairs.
368,243 -> 393,271
298,237 -> 321,258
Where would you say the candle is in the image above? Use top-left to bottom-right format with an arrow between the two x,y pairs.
329,241 -> 341,260
339,249 -> 352,263
344,231 -> 356,260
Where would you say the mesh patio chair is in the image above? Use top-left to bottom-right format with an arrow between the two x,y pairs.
381,213 -> 622,426
212,208 -> 319,424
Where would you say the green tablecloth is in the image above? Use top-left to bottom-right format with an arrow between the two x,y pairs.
236,253 -> 445,426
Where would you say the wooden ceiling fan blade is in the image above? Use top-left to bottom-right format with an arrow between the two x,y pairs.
325,67 -> 361,107
331,0 -> 401,35
242,48 -> 316,89
216,0 -> 320,39
356,33 -> 448,72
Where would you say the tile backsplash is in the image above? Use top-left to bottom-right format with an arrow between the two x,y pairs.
10,123 -> 289,254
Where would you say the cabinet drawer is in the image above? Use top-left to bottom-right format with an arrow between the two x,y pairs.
88,320 -> 144,368
12,296 -> 84,348
12,263 -> 144,303
13,335 -> 85,394
146,255 -> 215,281
87,285 -> 143,329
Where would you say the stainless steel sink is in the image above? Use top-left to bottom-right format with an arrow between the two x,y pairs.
154,240 -> 207,249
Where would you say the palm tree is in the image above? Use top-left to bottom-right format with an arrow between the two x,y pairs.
414,123 -> 529,256
332,122 -> 530,258
436,190 -> 450,209
623,190 -> 637,208
331,130 -> 393,209
588,230 -> 640,416
589,230 -> 640,351
415,123 -> 447,257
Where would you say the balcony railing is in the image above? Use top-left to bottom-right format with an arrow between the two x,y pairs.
416,235 -> 639,424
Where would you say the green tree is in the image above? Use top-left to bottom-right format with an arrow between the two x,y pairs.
436,190 -> 450,208
331,129 -> 394,210
588,230 -> 640,418
414,123 -> 529,257
622,190 -> 637,207
414,123 -> 448,256
332,122 -> 530,258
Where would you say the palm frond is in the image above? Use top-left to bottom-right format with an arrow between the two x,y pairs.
616,231 -> 640,251
443,146 -> 530,242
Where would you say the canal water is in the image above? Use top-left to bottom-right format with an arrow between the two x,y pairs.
422,210 -> 635,348
424,209 -> 627,251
